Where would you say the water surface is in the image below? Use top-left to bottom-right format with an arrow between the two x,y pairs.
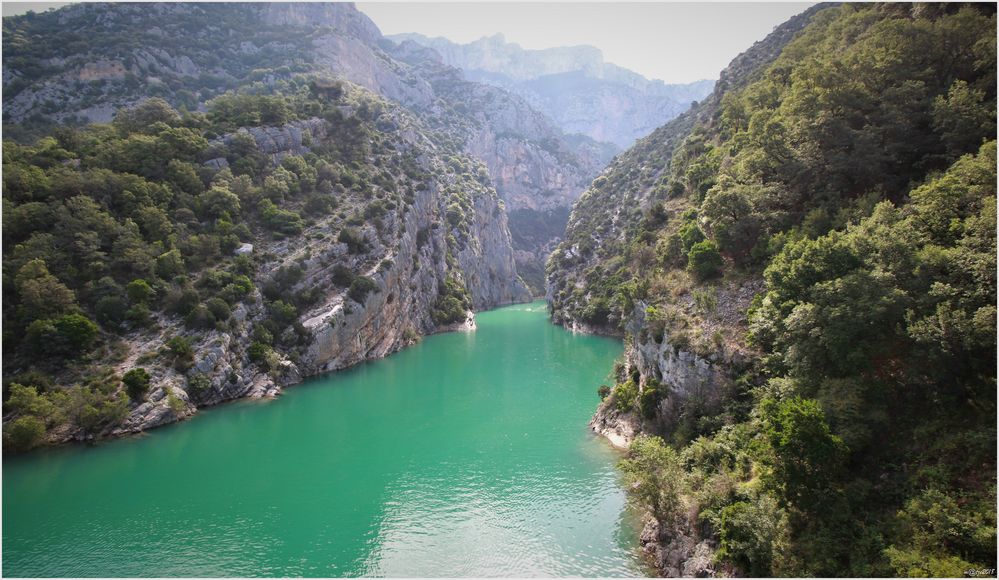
3,302 -> 646,577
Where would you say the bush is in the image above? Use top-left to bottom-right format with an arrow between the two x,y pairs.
247,341 -> 272,367
338,227 -> 367,254
205,297 -> 231,323
26,313 -> 99,357
122,368 -> 151,402
598,385 -> 612,400
687,240 -> 724,281
3,415 -> 46,451
166,336 -> 194,371
619,435 -> 686,523
268,300 -> 298,329
613,379 -> 639,412
348,276 -> 378,304
126,278 -> 154,304
258,199 -> 304,236
331,265 -> 354,287
639,386 -> 661,419
717,495 -> 784,577
186,374 -> 211,398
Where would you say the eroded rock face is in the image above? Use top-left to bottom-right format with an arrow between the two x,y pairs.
589,401 -> 641,449
101,109 -> 528,439
640,517 -> 718,578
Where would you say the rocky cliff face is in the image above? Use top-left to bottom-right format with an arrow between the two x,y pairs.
4,2 -> 599,298
389,32 -> 714,149
386,39 -> 605,295
26,80 -> 528,443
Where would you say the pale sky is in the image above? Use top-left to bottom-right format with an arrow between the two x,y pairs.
358,2 -> 815,83
3,1 -> 816,84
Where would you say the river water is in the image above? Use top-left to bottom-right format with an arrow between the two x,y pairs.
2,301 -> 648,577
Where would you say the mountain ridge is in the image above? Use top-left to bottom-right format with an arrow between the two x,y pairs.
387,31 -> 714,149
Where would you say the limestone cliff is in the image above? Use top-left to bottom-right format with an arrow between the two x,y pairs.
4,3 -> 601,299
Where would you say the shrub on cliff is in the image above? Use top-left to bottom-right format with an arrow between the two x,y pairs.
122,368 -> 151,402
348,276 -> 378,304
686,240 -> 723,281
597,385 -> 611,400
619,435 -> 686,524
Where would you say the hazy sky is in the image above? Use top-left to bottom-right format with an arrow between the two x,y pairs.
358,2 -> 814,83
2,1 -> 68,16
3,1 -> 815,84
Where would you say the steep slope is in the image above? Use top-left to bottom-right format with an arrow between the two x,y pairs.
548,3 -> 996,576
3,2 -> 602,295
389,32 -> 714,149
386,38 -> 605,292
3,62 -> 529,449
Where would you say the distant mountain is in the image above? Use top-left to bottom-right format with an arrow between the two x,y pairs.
387,33 -> 714,149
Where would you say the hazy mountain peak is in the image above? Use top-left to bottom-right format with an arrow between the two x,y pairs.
387,32 -> 714,148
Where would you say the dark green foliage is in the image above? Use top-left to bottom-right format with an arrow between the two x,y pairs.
208,93 -> 293,131
686,240 -> 723,280
258,199 -> 304,236
205,297 -> 231,323
619,436 -> 685,523
268,300 -> 298,329
612,379 -> 638,412
186,374 -> 211,398
26,313 -> 98,357
125,279 -> 154,304
717,496 -> 783,577
165,336 -> 194,371
337,227 -> 367,254
431,276 -> 470,325
347,276 -> 378,305
247,341 -> 273,369
758,397 -> 847,514
639,383 -> 661,419
3,415 -> 46,451
331,265 -> 355,288
122,368 -> 151,402
597,385 -> 611,400
546,5 -> 997,577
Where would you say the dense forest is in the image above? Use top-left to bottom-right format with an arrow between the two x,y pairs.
549,3 -> 996,576
2,79 -> 497,449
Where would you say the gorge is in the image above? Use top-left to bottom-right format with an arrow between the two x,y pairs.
3,2 -> 997,578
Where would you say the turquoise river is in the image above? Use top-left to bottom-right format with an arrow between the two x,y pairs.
2,301 -> 650,577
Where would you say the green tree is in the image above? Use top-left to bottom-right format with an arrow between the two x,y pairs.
122,368 -> 151,402
758,397 -> 847,514
126,279 -> 154,304
3,415 -> 46,451
14,259 -> 76,323
619,435 -> 686,523
686,240 -> 724,280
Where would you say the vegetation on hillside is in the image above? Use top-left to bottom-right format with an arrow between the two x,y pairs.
2,78 -> 487,450
551,4 -> 996,576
